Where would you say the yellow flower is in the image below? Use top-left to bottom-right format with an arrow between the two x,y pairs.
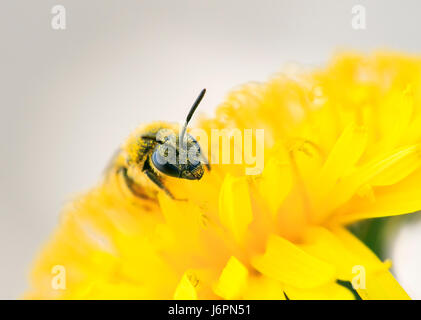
26,51 -> 421,300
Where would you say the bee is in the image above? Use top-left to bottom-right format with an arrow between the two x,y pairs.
108,89 -> 210,200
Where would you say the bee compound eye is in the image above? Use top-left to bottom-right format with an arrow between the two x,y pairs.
151,150 -> 181,178
186,143 -> 201,165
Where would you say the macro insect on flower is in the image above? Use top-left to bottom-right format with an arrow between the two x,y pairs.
27,52 -> 421,300
108,88 -> 209,201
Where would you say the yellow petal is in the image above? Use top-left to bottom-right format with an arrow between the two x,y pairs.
300,227 -> 368,280
329,145 -> 421,217
173,272 -> 198,300
242,276 -> 286,300
214,256 -> 248,299
356,268 -> 410,300
219,174 -> 253,243
283,282 -> 355,300
252,234 -> 336,289
336,168 -> 421,223
317,123 -> 368,196
333,228 -> 410,300
258,156 -> 292,217
158,193 -> 203,252
300,227 -> 410,299
363,144 -> 421,187
374,87 -> 413,154
313,123 -> 368,221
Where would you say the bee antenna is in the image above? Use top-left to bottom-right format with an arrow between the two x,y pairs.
180,88 -> 206,144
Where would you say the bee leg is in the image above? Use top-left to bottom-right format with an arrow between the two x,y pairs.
144,169 -> 175,199
118,167 -> 150,199
144,169 -> 188,201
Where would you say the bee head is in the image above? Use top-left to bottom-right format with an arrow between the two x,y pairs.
151,133 -> 204,180
151,88 -> 207,180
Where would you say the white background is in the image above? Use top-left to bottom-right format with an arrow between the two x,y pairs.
1,0 -> 420,299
